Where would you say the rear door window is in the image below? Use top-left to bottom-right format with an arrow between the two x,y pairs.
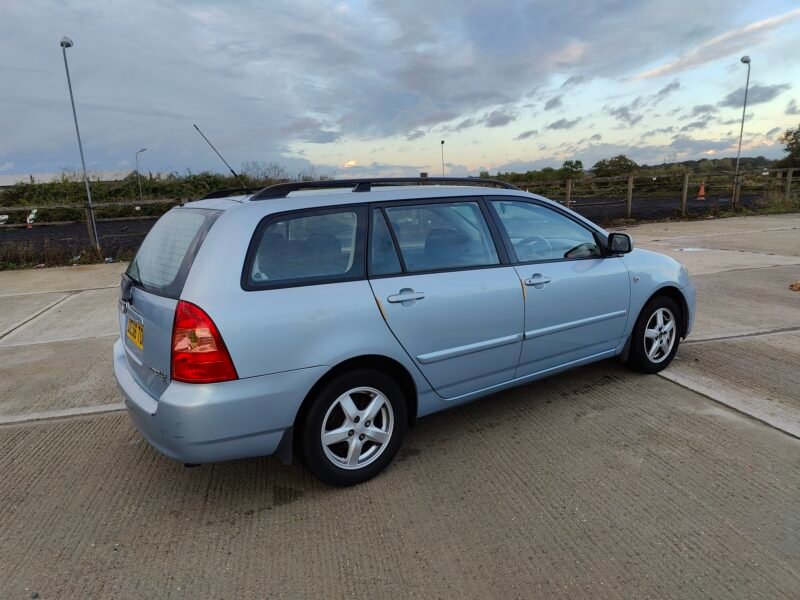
127,207 -> 220,299
382,201 -> 499,272
246,206 -> 367,288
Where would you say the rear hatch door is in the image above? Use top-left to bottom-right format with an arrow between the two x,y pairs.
120,207 -> 221,399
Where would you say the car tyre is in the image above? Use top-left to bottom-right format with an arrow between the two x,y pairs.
301,369 -> 407,486
627,296 -> 682,374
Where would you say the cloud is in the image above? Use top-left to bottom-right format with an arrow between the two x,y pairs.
544,95 -> 563,111
653,80 -> 680,104
546,118 -> 581,130
281,117 -> 342,143
719,83 -> 790,107
680,116 -> 714,132
514,129 -> 538,141
451,118 -> 477,132
483,107 -> 518,128
0,161 -> 14,172
605,97 -> 645,126
690,104 -> 719,117
0,0 -> 794,174
719,112 -> 754,125
766,127 -> 781,137
445,107 -> 517,131
787,99 -> 800,115
604,80 -> 679,127
406,130 -> 425,141
633,8 -> 800,79
642,126 -> 675,138
590,134 -> 602,141
561,75 -> 586,89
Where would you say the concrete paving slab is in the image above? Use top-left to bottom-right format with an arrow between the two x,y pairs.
637,242 -> 800,276
690,265 -> 800,340
664,331 -> 800,438
0,262 -> 125,297
0,336 -> 120,417
619,213 -> 800,243
656,228 -> 800,257
0,291 -> 68,337
0,287 -> 119,347
1,363 -> 799,599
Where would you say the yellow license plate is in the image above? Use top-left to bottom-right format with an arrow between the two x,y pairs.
126,319 -> 144,350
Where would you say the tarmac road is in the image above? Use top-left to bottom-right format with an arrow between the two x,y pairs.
0,213 -> 798,599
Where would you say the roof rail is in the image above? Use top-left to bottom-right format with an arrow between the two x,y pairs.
199,187 -> 264,200
249,177 -> 520,200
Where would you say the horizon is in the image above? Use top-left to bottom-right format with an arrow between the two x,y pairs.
1,1 -> 799,179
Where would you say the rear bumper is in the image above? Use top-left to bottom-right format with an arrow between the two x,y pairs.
113,339 -> 326,464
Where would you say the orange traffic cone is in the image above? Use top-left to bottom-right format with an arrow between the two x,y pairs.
696,181 -> 706,200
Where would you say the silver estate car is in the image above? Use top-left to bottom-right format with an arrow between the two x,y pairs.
114,177 -> 696,486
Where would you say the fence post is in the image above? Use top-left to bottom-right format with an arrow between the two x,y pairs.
626,175 -> 634,218
565,178 -> 572,207
680,172 -> 689,217
787,168 -> 795,203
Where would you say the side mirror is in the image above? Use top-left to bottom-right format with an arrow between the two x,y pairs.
608,233 -> 633,254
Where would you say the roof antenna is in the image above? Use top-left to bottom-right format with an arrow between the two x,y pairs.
193,123 -> 247,189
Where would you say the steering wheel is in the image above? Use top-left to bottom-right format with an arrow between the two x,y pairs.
516,235 -> 552,258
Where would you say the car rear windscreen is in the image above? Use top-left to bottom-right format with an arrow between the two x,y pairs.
127,207 -> 220,299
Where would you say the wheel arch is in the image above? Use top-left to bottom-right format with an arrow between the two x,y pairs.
644,285 -> 690,338
293,354 -> 419,442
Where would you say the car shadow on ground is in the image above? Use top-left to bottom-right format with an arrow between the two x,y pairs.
115,359 -> 644,510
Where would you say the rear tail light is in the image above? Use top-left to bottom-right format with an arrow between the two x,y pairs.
171,301 -> 238,384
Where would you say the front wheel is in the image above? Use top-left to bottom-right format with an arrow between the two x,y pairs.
627,296 -> 682,374
301,369 -> 407,486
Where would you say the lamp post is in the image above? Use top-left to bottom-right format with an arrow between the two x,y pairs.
440,140 -> 445,177
60,36 -> 100,253
732,55 -> 751,209
135,148 -> 147,201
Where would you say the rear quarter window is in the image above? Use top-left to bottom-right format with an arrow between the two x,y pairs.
244,206 -> 367,289
127,207 -> 220,299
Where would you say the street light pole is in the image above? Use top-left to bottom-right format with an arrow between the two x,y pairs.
135,148 -> 147,202
440,140 -> 445,177
733,55 -> 751,209
60,36 -> 100,253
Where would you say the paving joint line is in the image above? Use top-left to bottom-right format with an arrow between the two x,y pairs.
0,403 -> 126,426
0,284 -> 118,299
685,326 -> 800,344
0,292 -> 75,341
689,262 -> 800,276
643,225 -> 800,242
657,371 -> 800,442
0,332 -> 119,348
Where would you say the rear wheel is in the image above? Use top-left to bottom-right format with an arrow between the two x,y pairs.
301,369 -> 407,486
627,296 -> 682,374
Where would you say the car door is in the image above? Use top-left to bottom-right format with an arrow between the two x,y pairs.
486,197 -> 630,378
368,199 -> 524,399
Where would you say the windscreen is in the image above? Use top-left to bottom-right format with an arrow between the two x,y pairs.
127,207 -> 220,299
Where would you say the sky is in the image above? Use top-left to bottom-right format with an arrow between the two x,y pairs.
1,0 -> 799,181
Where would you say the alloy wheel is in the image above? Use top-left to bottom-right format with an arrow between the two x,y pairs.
643,307 -> 676,364
320,386 -> 394,470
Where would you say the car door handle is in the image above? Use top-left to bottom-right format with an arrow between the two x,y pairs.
524,274 -> 552,287
387,290 -> 425,303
